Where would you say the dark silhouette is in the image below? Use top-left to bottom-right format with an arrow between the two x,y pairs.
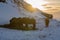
0,17 -> 36,30
0,0 -> 6,3
44,14 -> 53,27
9,17 -> 36,30
40,10 -> 53,27
45,18 -> 49,27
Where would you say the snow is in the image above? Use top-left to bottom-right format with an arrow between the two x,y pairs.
0,3 -> 20,25
0,19 -> 60,40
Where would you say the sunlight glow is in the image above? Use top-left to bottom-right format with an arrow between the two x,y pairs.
24,0 -> 48,10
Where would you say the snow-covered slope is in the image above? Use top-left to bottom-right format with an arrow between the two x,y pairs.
0,3 -> 20,24
0,0 -> 45,25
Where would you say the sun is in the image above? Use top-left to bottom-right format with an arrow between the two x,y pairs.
24,0 -> 48,10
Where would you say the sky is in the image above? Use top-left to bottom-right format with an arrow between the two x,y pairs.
43,0 -> 60,13
24,0 -> 60,14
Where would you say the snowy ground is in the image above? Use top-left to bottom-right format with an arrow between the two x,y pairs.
0,19 -> 60,40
